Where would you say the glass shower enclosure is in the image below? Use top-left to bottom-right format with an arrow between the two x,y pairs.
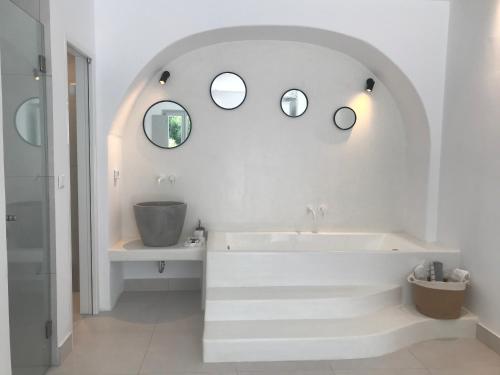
0,1 -> 53,374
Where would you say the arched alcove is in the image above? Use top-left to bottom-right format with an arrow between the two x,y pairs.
102,26 -> 433,310
108,26 -> 430,238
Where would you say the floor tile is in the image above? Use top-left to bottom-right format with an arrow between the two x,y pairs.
52,333 -> 152,375
74,315 -> 156,335
409,338 -> 500,370
239,370 -> 334,375
236,361 -> 300,371
46,291 -> 500,375
153,312 -> 203,337
235,360 -> 333,372
429,368 -> 500,375
140,335 -> 235,374
14,367 -> 51,375
333,370 -> 430,375
330,349 -> 424,370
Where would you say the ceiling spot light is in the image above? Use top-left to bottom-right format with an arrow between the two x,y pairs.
365,78 -> 375,93
159,71 -> 170,85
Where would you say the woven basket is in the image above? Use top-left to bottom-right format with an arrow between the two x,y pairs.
407,273 -> 469,320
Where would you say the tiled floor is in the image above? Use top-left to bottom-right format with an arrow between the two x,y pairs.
48,291 -> 500,375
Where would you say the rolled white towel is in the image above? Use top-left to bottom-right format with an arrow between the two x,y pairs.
450,268 -> 470,283
414,264 -> 428,281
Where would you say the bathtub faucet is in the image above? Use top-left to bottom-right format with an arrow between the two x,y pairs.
306,205 -> 318,233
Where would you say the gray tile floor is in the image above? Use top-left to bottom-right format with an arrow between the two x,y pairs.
48,291 -> 500,375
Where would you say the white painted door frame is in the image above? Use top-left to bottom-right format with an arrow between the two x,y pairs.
67,45 -> 98,315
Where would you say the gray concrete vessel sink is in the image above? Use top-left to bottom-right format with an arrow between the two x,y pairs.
133,201 -> 187,247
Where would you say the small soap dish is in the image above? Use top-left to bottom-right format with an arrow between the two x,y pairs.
184,237 -> 204,247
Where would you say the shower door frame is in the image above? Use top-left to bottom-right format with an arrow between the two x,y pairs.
0,47 -> 13,375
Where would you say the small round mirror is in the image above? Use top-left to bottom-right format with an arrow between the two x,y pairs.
334,106 -> 357,130
281,89 -> 308,117
143,100 -> 192,149
15,97 -> 42,146
210,72 -> 247,110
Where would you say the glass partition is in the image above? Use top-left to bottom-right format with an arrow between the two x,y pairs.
0,1 -> 52,374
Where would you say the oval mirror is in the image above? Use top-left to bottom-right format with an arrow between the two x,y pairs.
334,106 -> 357,130
281,89 -> 308,117
15,97 -> 42,146
143,100 -> 192,149
210,72 -> 247,110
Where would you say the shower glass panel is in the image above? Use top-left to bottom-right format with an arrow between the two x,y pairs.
0,1 -> 52,375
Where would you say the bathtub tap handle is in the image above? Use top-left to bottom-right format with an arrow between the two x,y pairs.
157,174 -> 166,185
319,204 -> 328,217
306,205 -> 318,233
306,205 -> 316,217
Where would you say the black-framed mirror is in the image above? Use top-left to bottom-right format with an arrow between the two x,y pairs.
143,100 -> 192,149
210,72 -> 247,110
280,89 -> 308,117
15,97 -> 42,146
334,106 -> 357,130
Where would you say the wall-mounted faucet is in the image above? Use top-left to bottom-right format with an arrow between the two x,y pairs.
319,204 -> 328,217
157,174 -> 176,185
306,205 -> 318,233
157,174 -> 166,185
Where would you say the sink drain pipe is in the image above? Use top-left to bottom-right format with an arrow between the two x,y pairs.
158,261 -> 166,273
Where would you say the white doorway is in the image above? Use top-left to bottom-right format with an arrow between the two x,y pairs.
67,46 -> 94,318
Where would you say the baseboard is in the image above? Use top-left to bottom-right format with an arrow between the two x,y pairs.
477,323 -> 500,356
124,277 -> 201,292
58,332 -> 72,364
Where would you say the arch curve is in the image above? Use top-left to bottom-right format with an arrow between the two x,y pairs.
109,25 -> 430,238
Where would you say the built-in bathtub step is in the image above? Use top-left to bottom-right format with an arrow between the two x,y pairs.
205,284 -> 400,321
203,306 -> 477,363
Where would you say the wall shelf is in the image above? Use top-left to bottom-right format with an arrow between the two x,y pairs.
108,239 -> 205,262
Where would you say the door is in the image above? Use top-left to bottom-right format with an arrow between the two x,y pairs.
67,47 -> 93,315
0,1 -> 52,375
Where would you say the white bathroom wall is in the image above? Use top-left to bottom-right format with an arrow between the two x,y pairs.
438,0 -> 500,337
107,133 -> 123,306
45,0 -> 95,349
119,41 -> 407,275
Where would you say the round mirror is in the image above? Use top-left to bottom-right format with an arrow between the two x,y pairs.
143,100 -> 192,149
281,89 -> 308,117
210,72 -> 247,110
15,97 -> 42,146
334,106 -> 357,130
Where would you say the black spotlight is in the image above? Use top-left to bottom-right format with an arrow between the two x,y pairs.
365,78 -> 375,93
159,71 -> 170,85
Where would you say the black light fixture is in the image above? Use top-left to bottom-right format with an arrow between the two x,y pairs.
365,78 -> 375,93
159,71 -> 170,85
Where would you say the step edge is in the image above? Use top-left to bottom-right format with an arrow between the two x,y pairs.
203,315 -> 478,342
206,285 -> 401,302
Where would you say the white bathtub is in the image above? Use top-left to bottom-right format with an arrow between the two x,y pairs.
209,231 -> 438,252
206,232 -> 460,303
